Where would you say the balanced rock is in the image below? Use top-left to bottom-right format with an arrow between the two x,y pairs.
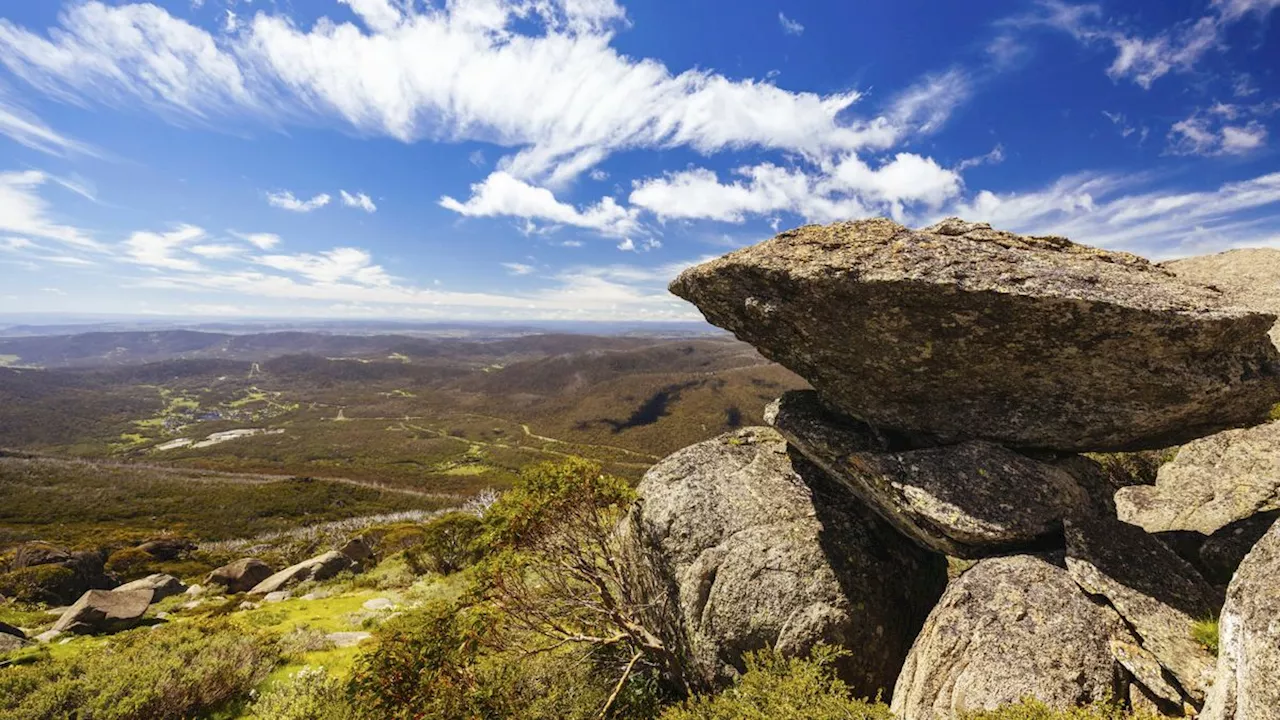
1116,421 -> 1280,536
626,427 -> 946,697
1164,247 -> 1280,345
114,573 -> 186,602
767,390 -> 1088,557
891,553 -> 1130,718
206,558 -> 274,594
249,551 -> 352,595
670,218 -> 1280,451
51,588 -> 153,635
1202,518 -> 1280,720
1065,511 -> 1217,702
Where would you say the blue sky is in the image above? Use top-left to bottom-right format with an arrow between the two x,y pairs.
0,0 -> 1277,321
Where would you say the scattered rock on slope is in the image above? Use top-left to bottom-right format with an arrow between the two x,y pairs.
1065,511 -> 1218,702
114,573 -> 186,601
249,551 -> 353,595
767,390 -> 1088,557
51,588 -> 153,635
1202,517 -> 1280,720
891,553 -> 1130,719
1164,247 -> 1280,345
626,427 -> 947,697
206,558 -> 274,594
1116,421 -> 1280,536
0,621 -> 28,654
669,218 -> 1280,451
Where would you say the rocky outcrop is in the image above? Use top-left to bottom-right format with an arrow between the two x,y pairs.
1116,421 -> 1280,536
0,620 -> 27,654
248,551 -> 353,595
206,558 -> 274,594
51,588 -> 153,635
1198,512 -> 1279,586
340,537 -> 374,565
114,573 -> 186,601
891,554 -> 1130,718
670,218 -> 1280,452
627,427 -> 946,697
135,537 -> 196,561
1202,519 -> 1280,720
1164,247 -> 1280,345
0,544 -> 113,605
767,390 -> 1088,557
1064,511 -> 1217,702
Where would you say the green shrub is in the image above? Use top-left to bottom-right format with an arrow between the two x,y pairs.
960,699 -> 1157,719
408,511 -> 485,575
248,666 -> 357,720
347,600 -> 499,719
0,564 -> 79,604
375,525 -> 428,555
0,619 -> 279,720
104,547 -> 156,580
1192,616 -> 1220,655
659,647 -> 891,720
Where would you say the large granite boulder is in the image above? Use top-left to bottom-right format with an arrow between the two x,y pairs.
0,620 -> 27,654
1198,512 -> 1279,586
51,588 -> 153,635
1065,511 -> 1218,703
205,558 -> 274,594
0,545 -> 112,605
669,218 -> 1280,452
1202,519 -> 1280,720
248,551 -> 353,595
626,427 -> 947,697
114,573 -> 186,602
891,554 -> 1130,718
135,537 -> 196,561
1164,247 -> 1280,345
767,390 -> 1088,557
1116,421 -> 1280,536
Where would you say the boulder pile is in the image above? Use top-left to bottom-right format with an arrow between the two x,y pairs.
633,218 -> 1280,718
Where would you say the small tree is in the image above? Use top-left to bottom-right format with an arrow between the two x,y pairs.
411,511 -> 485,575
479,459 -> 688,716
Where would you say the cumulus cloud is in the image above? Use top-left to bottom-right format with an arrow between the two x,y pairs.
340,190 -> 377,213
630,152 -> 962,224
123,224 -> 207,271
441,171 -> 640,236
266,190 -> 331,212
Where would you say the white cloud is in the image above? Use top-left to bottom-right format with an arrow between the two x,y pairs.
629,152 -> 962,224
266,190 -> 331,212
468,150 -> 486,167
955,144 -> 1005,171
41,287 -> 65,295
944,170 -> 1280,259
1168,106 -> 1271,156
340,190 -> 377,213
123,224 -> 206,270
0,170 -> 100,250
254,247 -> 393,286
616,238 -> 635,251
0,0 -> 921,188
230,231 -> 282,250
589,169 -> 608,181
0,90 -> 94,156
778,12 -> 804,36
502,262 -> 535,275
441,171 -> 639,236
1020,0 -> 1279,89
189,243 -> 243,259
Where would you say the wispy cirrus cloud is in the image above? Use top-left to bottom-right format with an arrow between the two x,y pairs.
266,190 -> 331,212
